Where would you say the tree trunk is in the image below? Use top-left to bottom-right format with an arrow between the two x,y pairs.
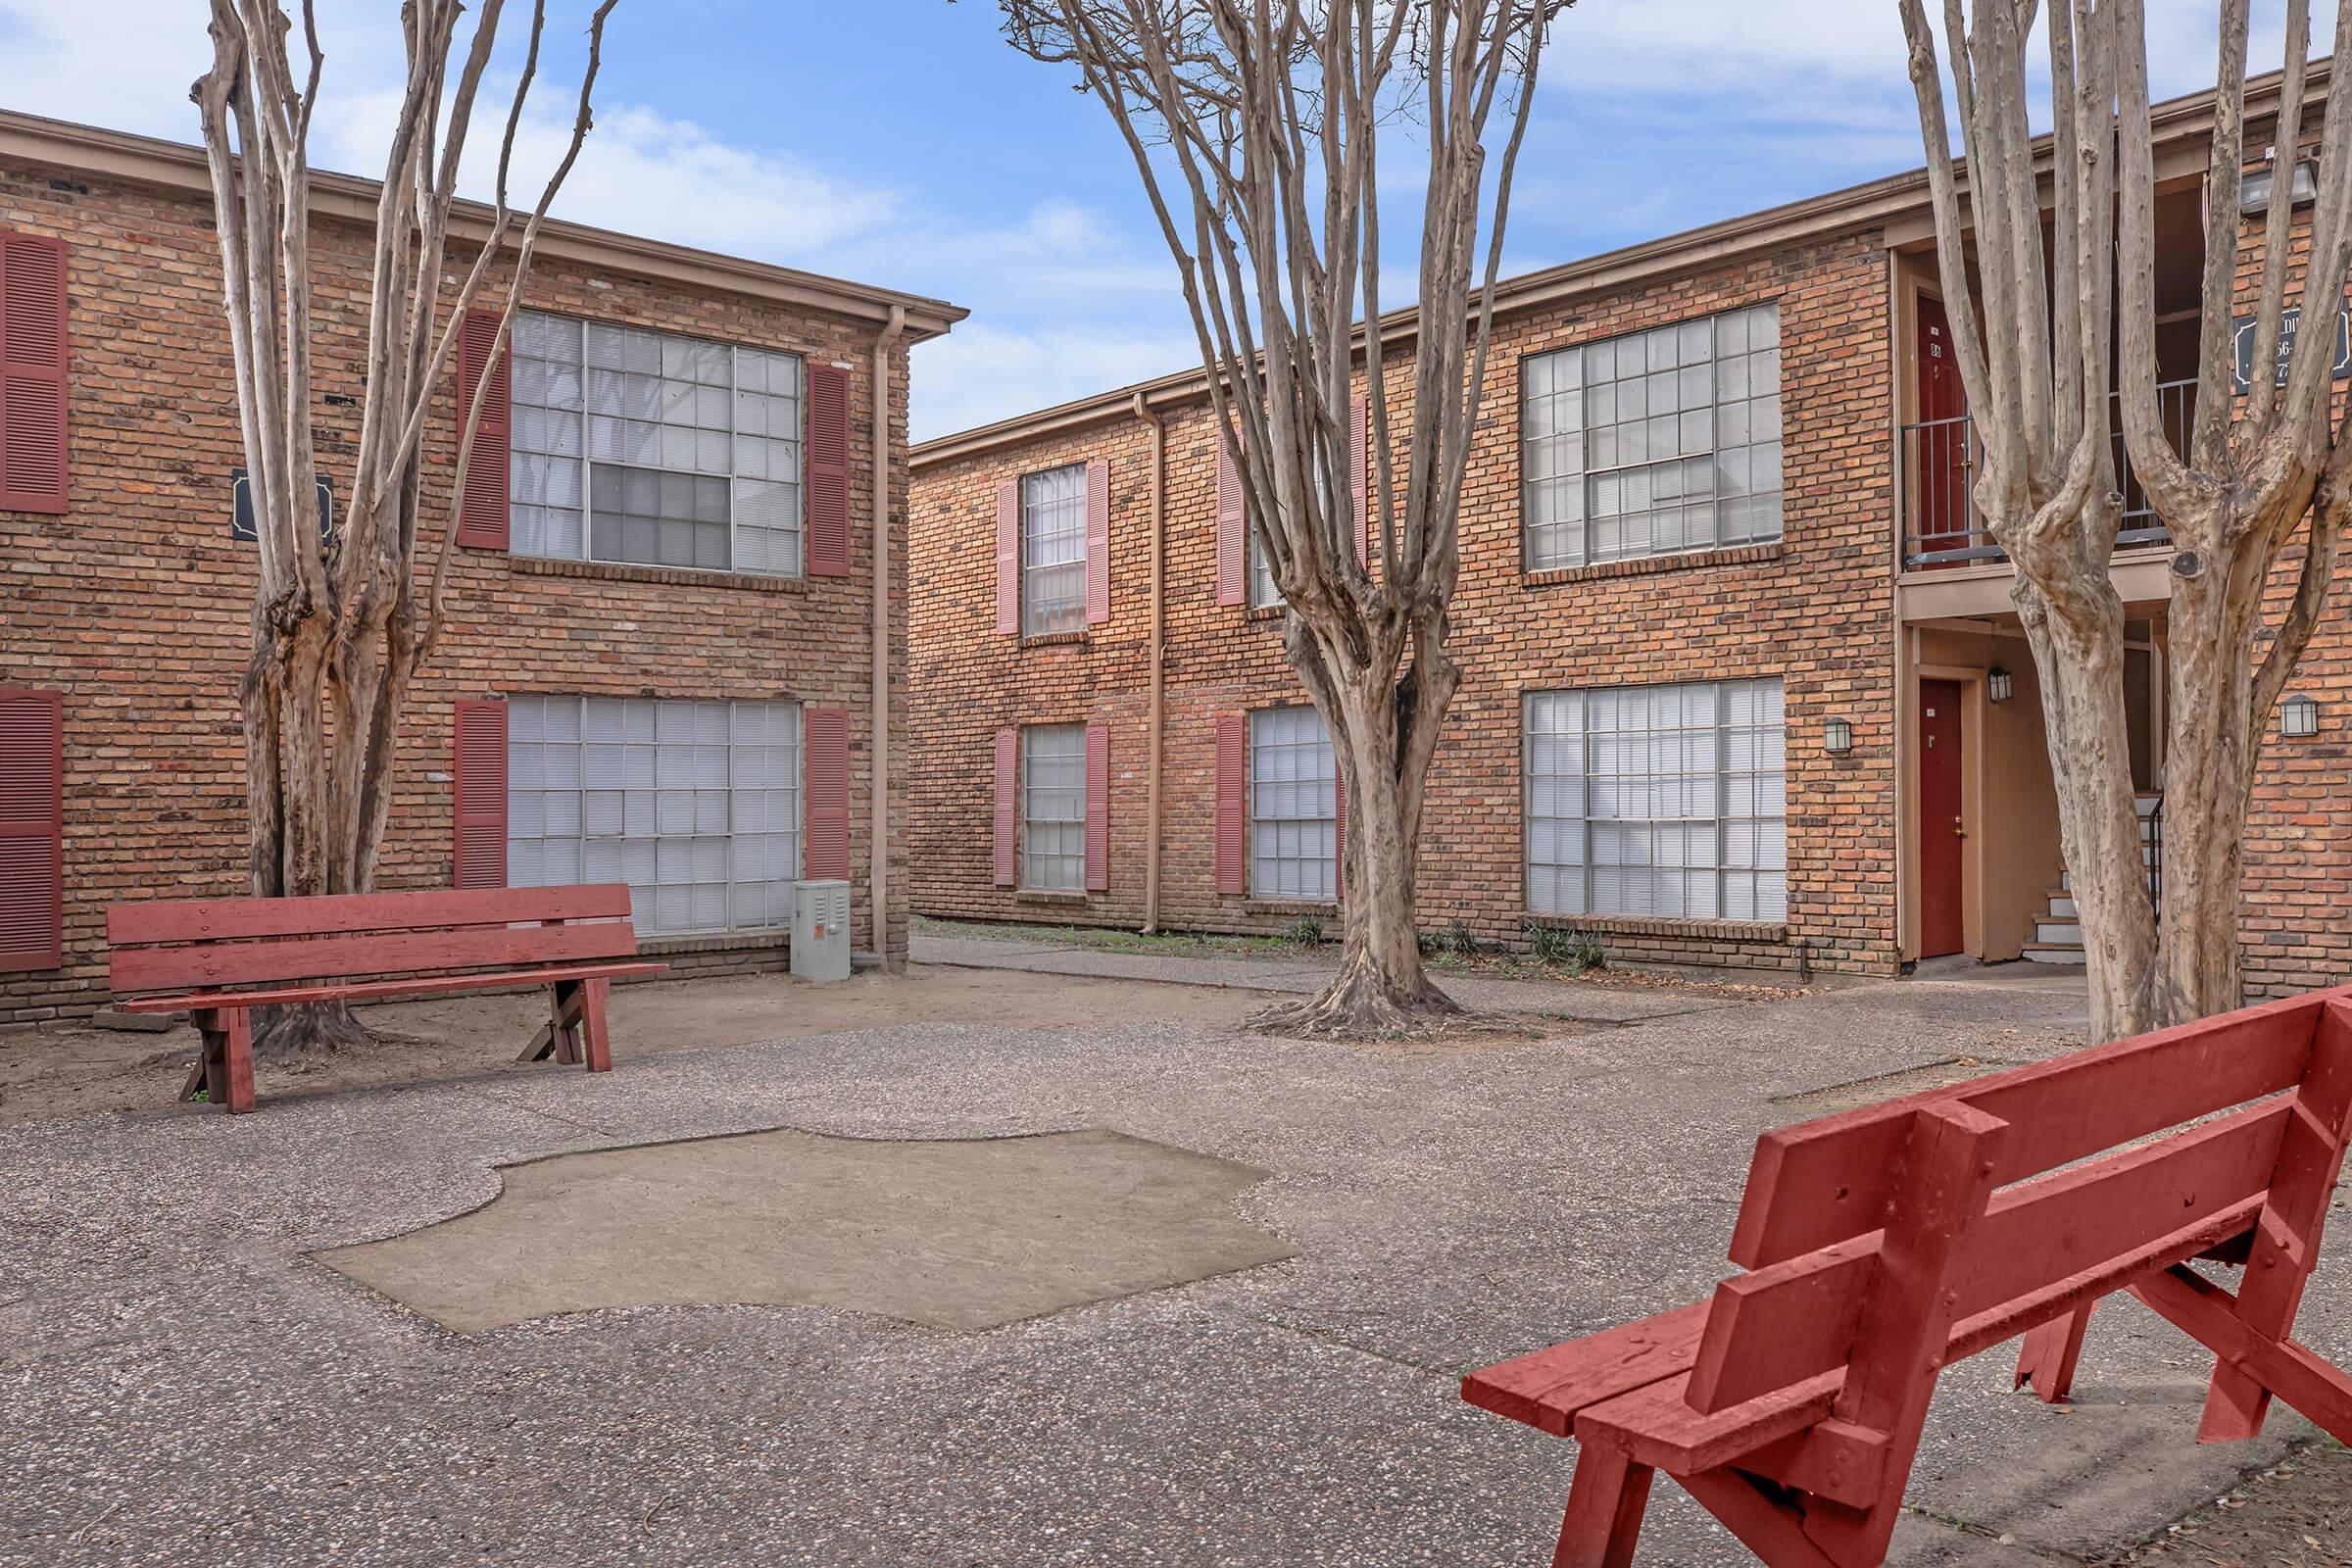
2151,544 -> 2260,1023
1254,620 -> 1461,1037
2012,573 -> 2158,1041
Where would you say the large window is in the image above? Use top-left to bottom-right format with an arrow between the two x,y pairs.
1021,465 -> 1088,636
1525,678 -> 1786,922
506,695 -> 803,937
1021,724 -> 1087,891
510,311 -> 805,576
1522,303 -> 1783,570
1250,706 -> 1337,902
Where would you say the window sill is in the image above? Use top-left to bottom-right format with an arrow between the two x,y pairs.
1013,888 -> 1090,905
1246,899 -> 1336,915
1246,603 -> 1285,621
1524,541 -> 1784,588
638,930 -> 792,956
1020,630 -> 1089,649
510,555 -> 811,594
1525,911 -> 1788,944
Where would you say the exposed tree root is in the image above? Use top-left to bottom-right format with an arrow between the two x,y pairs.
1247,948 -> 1464,1041
252,1001 -> 375,1061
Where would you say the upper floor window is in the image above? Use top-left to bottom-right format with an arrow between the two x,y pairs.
1021,464 -> 1088,637
1247,522 -> 1281,609
1523,302 -> 1783,571
509,310 -> 805,576
1524,677 -> 1786,923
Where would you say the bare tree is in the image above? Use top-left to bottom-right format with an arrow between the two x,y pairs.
192,0 -> 616,1052
1002,0 -> 1561,1035
1898,0 -> 2352,1040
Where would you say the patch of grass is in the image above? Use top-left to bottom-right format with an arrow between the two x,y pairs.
1529,922 -> 1606,973
915,915 -> 1296,960
1278,913 -> 1326,948
1445,918 -> 1480,960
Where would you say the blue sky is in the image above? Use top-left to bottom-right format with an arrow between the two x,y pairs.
0,1 -> 2323,439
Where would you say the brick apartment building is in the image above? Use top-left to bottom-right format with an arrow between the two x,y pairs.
909,67 -> 2352,993
0,110 -> 963,1023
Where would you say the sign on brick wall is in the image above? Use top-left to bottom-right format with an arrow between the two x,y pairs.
2230,304 -> 2352,394
229,468 -> 334,543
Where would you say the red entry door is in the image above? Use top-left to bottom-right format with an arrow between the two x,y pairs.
1918,679 -> 1965,958
1915,297 -> 1971,557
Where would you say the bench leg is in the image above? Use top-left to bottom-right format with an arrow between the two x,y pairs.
2014,1300 -> 2095,1402
519,981 -> 586,1066
578,977 -> 612,1074
1552,1441 -> 1652,1568
185,1008 -> 255,1113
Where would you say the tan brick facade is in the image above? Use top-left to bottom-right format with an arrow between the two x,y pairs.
0,119 -> 956,1022
911,229 -> 1903,980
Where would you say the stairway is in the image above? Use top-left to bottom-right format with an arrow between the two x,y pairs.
2022,794 -> 2161,964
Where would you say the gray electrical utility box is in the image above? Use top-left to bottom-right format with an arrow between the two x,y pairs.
792,879 -> 853,983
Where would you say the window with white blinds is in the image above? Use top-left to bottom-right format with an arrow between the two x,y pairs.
1524,678 -> 1787,922
1522,303 -> 1784,570
1250,706 -> 1337,901
506,695 -> 803,936
509,311 -> 805,576
1021,724 -> 1087,891
1020,465 -> 1088,636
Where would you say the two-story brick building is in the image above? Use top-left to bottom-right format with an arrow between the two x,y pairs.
0,110 -> 963,1022
908,67 -> 2352,993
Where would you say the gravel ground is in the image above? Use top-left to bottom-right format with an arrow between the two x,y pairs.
1,966 -> 2343,1567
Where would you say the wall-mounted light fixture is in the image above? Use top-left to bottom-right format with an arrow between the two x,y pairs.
2241,156 -> 2320,214
1825,716 -> 1854,756
2282,694 -> 2321,739
1987,666 -> 2014,704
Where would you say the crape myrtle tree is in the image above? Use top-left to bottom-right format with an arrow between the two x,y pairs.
1002,0 -> 1564,1035
192,0 -> 616,1053
1898,0 -> 2352,1041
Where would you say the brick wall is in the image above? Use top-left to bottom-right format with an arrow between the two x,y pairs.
910,231 -> 1901,978
0,154 -> 912,1023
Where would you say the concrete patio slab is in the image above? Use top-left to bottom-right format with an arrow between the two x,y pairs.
0,966 -> 2325,1568
318,1126 -> 1295,1333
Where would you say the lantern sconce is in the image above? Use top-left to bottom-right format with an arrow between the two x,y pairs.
1987,666 -> 2014,704
2282,694 -> 2321,739
1824,716 -> 1854,756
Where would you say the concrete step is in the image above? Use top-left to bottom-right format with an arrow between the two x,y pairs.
2022,941 -> 2086,965
2035,920 -> 2083,945
2045,895 -> 2077,918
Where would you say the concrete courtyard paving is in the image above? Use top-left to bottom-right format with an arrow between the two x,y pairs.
1,954 -> 2342,1566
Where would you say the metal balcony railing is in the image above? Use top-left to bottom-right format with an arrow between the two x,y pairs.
1899,379 -> 2195,569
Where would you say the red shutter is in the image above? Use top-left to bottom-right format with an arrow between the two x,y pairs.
1214,430 -> 1245,607
993,727 -> 1018,886
807,361 -> 852,577
0,232 -> 70,515
1350,397 -> 1370,565
1215,714 -> 1247,896
806,706 -> 851,880
996,478 -> 1020,636
0,689 -> 63,971
451,698 -> 508,890
454,308 -> 510,550
1084,456 -> 1111,625
1085,721 -> 1110,892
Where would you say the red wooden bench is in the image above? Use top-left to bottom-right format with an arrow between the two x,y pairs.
107,884 -> 663,1115
1464,986 -> 2352,1567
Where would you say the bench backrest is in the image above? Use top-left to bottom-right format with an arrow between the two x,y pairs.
108,884 -> 640,996
1682,985 -> 2352,1413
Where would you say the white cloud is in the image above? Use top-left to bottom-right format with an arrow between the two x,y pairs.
910,322 -> 1201,443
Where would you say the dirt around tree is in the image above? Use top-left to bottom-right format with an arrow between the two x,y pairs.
2112,1439 -> 2350,1567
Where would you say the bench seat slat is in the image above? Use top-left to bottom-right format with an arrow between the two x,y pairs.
112,921 -> 643,994
1461,1301 -> 1710,1437
116,960 -> 667,1015
1731,989 -> 2331,1268
108,884 -> 634,945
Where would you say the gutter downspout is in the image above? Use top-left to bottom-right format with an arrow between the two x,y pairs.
871,306 -> 906,966
1136,391 -> 1166,934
